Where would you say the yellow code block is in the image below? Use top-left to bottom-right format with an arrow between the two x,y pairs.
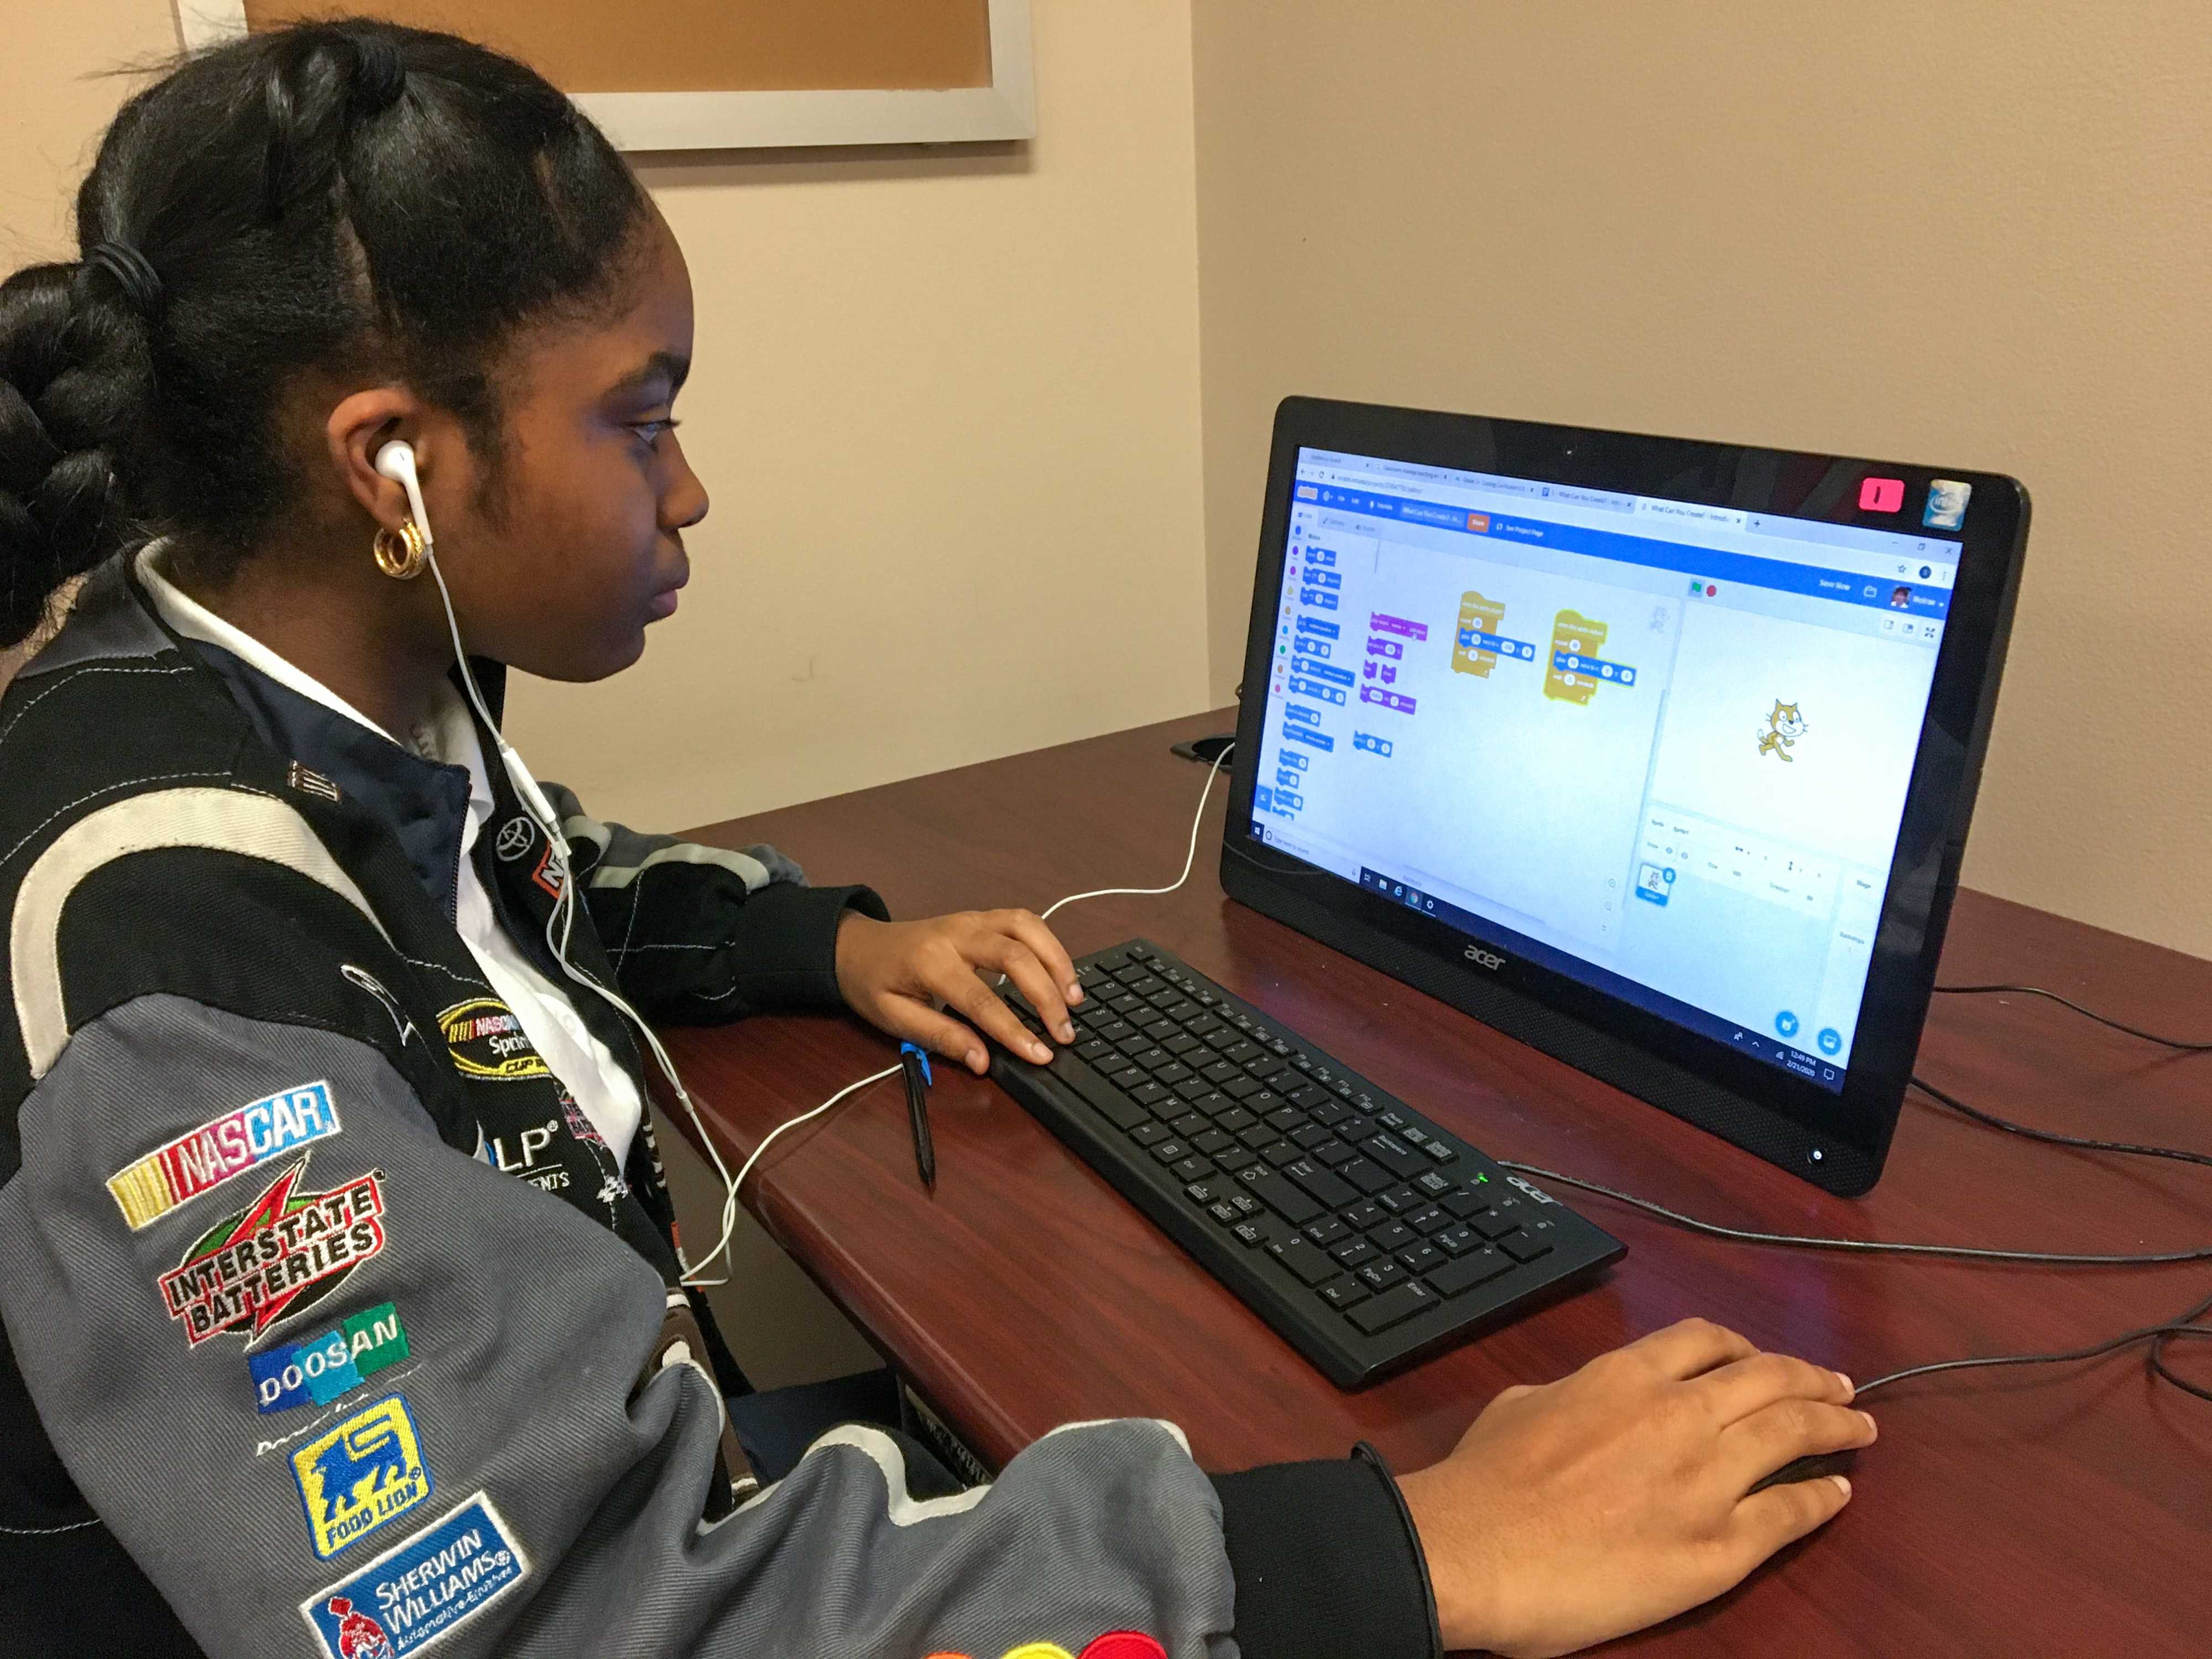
1545,610 -> 1609,704
1452,591 -> 1506,678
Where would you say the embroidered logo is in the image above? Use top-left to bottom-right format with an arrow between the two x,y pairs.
436,998 -> 549,1082
253,1303 -> 412,1414
292,1395 -> 432,1558
157,1164 -> 387,1347
341,967 -> 418,1049
493,816 -> 534,862
528,841 -> 566,901
107,1082 -> 342,1231
289,761 -> 343,804
300,1491 -> 528,1658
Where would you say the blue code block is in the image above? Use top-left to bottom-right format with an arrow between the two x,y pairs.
1276,768 -> 1302,789
1274,790 -> 1304,811
1297,639 -> 1331,659
1353,732 -> 1394,758
1296,660 -> 1355,687
1308,570 -> 1342,589
1288,677 -> 1347,705
1254,785 -> 1271,812
1296,616 -> 1341,640
1304,546 -> 1337,567
1284,724 -> 1335,752
1298,589 -> 1339,611
1284,703 -> 1319,726
1279,749 -> 1309,770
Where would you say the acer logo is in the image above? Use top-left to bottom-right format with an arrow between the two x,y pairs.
1463,946 -> 1505,971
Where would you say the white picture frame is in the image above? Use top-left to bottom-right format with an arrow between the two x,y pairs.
173,0 -> 1035,152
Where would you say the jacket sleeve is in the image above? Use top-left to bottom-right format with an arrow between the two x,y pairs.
0,995 -> 1237,1659
540,782 -> 890,1025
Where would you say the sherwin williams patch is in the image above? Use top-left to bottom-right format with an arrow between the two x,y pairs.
292,1395 -> 433,1559
156,1165 -> 387,1347
436,999 -> 549,1082
300,1491 -> 528,1657
106,1082 -> 340,1229
251,1303 -> 410,1413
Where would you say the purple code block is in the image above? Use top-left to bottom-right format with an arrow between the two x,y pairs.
1368,614 -> 1430,641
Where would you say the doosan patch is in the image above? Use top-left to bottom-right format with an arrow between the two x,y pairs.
291,1394 -> 433,1558
436,999 -> 549,1082
253,1303 -> 411,1413
156,1163 -> 387,1347
300,1491 -> 529,1658
106,1082 -> 341,1230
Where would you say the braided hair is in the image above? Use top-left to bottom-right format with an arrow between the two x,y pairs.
0,18 -> 647,649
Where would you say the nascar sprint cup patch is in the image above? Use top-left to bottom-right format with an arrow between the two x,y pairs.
436,998 -> 549,1082
301,1491 -> 529,1658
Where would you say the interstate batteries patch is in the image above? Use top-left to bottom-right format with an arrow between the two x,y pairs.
106,1081 -> 341,1230
436,999 -> 548,1082
156,1164 -> 387,1347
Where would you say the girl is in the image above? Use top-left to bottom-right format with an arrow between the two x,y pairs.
0,19 -> 1871,1659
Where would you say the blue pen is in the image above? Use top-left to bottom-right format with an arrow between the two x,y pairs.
899,1041 -> 935,1191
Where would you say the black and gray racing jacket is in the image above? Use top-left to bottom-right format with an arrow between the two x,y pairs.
0,556 -> 1441,1659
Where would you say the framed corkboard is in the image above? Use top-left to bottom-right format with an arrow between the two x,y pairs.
174,0 -> 1035,150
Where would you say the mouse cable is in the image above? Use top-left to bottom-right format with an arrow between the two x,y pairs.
1853,1312 -> 2212,1399
1930,983 -> 2212,1051
1909,1073 -> 2212,1171
1493,1160 -> 2212,1266
1036,742 -> 1234,926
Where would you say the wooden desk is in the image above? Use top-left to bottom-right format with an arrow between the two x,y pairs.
665,709 -> 2211,1657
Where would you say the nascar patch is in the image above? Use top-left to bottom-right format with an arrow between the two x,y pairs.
253,1303 -> 411,1413
300,1491 -> 529,1658
106,1082 -> 341,1230
157,1164 -> 386,1347
436,999 -> 549,1082
293,1395 -> 434,1558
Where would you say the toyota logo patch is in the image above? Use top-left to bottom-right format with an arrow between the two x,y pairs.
494,816 -> 535,862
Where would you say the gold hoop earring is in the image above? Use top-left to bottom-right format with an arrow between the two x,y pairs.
372,520 -> 426,581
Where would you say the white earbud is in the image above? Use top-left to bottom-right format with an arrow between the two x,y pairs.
373,440 -> 434,552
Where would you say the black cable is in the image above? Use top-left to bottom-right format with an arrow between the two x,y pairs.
2150,1285 -> 2212,1404
1495,1160 -> 2212,1266
1854,1316 -> 2212,1397
1932,982 -> 2212,1051
1909,1073 -> 2212,1171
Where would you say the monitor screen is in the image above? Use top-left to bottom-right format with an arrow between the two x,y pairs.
1250,445 -> 1969,1095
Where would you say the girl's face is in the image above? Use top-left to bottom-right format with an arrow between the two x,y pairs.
414,210 -> 707,683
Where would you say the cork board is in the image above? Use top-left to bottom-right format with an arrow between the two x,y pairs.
241,0 -> 995,96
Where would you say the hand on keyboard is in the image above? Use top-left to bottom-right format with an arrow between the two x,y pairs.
834,909 -> 1082,1073
1396,1318 -> 1875,1657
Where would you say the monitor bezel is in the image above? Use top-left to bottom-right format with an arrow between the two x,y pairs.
1220,397 -> 2029,1196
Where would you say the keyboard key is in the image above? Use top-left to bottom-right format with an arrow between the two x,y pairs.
1173,1077 -> 1215,1104
1316,1276 -> 1370,1312
1362,1133 -> 1428,1179
1187,1014 -> 1227,1039
1284,1159 -> 1358,1210
1376,1186 -> 1422,1215
1201,1060 -> 1240,1086
1398,1125 -> 1433,1149
1164,1032 -> 1205,1057
1356,1259 -> 1406,1292
1261,1140 -> 1303,1168
1303,1216 -> 1351,1246
1474,1210 -> 1524,1240
1245,1055 -> 1291,1082
1086,1092 -> 1147,1131
1426,1248 -> 1511,1298
1415,1170 -> 1455,1196
1264,1106 -> 1307,1133
1237,1167 -> 1323,1227
1168,1112 -> 1207,1138
1368,1220 -> 1415,1253
1285,1083 -> 1328,1109
1130,1082 -> 1170,1111
1237,1121 -> 1278,1150
1341,1201 -> 1385,1232
1348,1280 -> 1439,1335
1214,1107 -> 1258,1134
1214,1148 -> 1258,1174
1223,1076 -> 1264,1101
1133,1047 -> 1176,1073
1501,1234 -> 1553,1264
1396,1242 -> 1443,1275
1154,1062 -> 1196,1088
1185,1180 -> 1225,1206
1131,1121 -> 1171,1146
1230,1192 -> 1264,1218
1191,1129 -> 1235,1157
1330,1237 -> 1378,1270
1339,1159 -> 1394,1195
1311,1100 -> 1355,1129
1149,1140 -> 1188,1165
1207,1201 -> 1240,1225
1222,1040 -> 1261,1065
1434,1224 -> 1478,1256
1376,1109 -> 1410,1132
1268,1237 -> 1339,1287
1406,1204 -> 1452,1236
1421,1141 -> 1458,1164
1074,1037 -> 1114,1065
1170,1155 -> 1213,1183
1313,1138 -> 1359,1167
1441,1189 -> 1490,1219
1246,1090 -> 1286,1115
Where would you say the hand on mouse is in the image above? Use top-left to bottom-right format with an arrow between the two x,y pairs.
834,909 -> 1082,1073
1396,1317 -> 1875,1657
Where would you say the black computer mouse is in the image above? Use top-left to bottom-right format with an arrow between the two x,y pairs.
1746,1447 -> 1858,1495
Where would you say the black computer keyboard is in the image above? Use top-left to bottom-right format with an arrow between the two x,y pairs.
992,940 -> 1625,1387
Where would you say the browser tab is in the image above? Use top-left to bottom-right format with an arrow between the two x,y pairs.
1633,498 -> 1749,531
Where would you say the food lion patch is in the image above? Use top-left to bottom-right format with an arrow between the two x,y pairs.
106,1081 -> 341,1230
156,1163 -> 386,1347
436,998 -> 549,1083
292,1394 -> 433,1558
301,1491 -> 529,1657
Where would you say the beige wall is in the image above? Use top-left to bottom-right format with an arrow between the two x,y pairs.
1192,0 -> 2212,959
2,2 -> 1213,847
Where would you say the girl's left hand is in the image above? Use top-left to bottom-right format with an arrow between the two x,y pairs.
833,909 -> 1084,1073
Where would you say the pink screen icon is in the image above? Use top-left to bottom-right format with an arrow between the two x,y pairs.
1859,477 -> 1905,513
